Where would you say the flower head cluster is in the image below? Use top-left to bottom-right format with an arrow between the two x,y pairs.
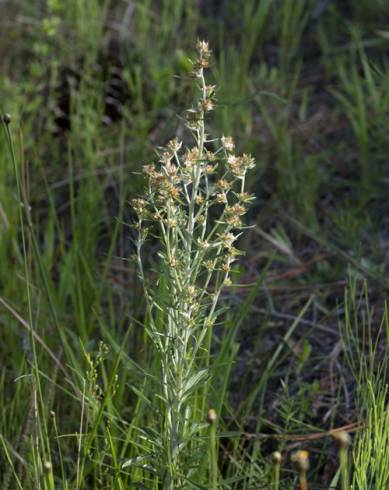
192,40 -> 211,75
221,135 -> 235,152
133,40 -> 255,286
185,41 -> 217,131
226,153 -> 255,178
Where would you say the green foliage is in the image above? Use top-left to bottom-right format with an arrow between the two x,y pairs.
2,1 -> 389,489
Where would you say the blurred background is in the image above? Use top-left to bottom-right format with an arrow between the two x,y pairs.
2,0 -> 389,487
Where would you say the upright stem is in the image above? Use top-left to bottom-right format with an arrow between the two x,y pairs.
133,40 -> 255,488
209,418 -> 218,489
340,446 -> 349,490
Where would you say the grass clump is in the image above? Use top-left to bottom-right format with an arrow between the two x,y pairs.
131,40 -> 255,487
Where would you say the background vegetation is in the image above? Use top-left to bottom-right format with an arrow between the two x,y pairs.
1,0 -> 389,488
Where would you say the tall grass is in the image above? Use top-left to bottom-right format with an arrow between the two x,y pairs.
341,276 -> 389,489
2,1 -> 389,488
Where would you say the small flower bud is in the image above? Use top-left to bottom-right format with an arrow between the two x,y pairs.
167,138 -> 182,153
291,450 -> 310,472
333,431 -> 351,449
236,191 -> 254,203
206,85 -> 216,98
241,153 -> 255,170
169,256 -> 177,268
224,276 -> 232,286
225,214 -> 242,228
184,147 -> 199,167
131,198 -> 147,217
219,232 -> 237,248
222,262 -> 230,273
196,40 -> 210,57
204,259 -> 215,271
216,193 -> 227,204
197,239 -> 210,249
143,164 -> 156,176
207,408 -> 217,425
2,113 -> 11,125
216,179 -> 230,191
271,451 -> 282,464
202,99 -> 214,112
221,135 -> 235,152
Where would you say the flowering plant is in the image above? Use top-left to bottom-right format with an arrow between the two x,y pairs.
132,40 -> 255,487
